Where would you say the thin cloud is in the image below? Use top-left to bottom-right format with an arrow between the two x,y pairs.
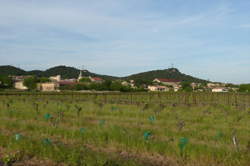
0,0 -> 249,83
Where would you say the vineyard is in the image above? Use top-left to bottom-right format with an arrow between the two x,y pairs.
0,92 -> 250,166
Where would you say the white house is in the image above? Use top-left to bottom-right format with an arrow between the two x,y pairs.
49,75 -> 61,82
207,83 -> 223,88
212,88 -> 228,93
122,80 -> 136,88
14,81 -> 28,90
148,85 -> 169,92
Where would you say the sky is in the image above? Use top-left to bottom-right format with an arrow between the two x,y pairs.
0,0 -> 250,84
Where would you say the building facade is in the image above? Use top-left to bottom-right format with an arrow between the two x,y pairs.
14,81 -> 28,90
148,85 -> 169,92
37,82 -> 59,92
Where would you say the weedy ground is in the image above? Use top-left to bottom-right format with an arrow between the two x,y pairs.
0,94 -> 249,166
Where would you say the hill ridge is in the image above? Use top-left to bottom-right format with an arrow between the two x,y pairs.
0,65 -> 208,83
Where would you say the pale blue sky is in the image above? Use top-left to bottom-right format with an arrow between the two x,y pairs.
0,0 -> 250,83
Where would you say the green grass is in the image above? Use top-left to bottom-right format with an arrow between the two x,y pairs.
0,94 -> 250,166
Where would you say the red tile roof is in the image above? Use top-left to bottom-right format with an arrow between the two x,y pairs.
58,81 -> 77,85
91,77 -> 103,81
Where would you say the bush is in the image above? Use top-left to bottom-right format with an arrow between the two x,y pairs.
0,76 -> 13,89
239,84 -> 250,93
23,76 -> 37,90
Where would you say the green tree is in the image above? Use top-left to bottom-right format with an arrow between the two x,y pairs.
23,76 -> 37,90
239,84 -> 250,93
134,79 -> 151,87
0,76 -> 13,89
38,77 -> 50,83
181,82 -> 193,92
79,77 -> 91,83
110,82 -> 122,91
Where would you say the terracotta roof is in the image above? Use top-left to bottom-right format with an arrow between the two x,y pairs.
155,78 -> 181,83
91,77 -> 103,81
58,81 -> 77,85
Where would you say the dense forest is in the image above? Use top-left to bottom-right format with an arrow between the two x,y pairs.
0,65 -> 117,80
124,68 -> 208,83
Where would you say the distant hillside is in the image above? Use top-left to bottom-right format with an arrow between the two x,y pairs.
0,65 -> 26,76
42,66 -> 80,78
0,65 -> 118,80
123,68 -> 208,83
27,70 -> 43,76
0,65 -> 208,83
42,66 -> 118,80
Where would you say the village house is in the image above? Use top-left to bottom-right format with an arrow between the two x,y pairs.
190,82 -> 202,90
49,75 -> 61,82
173,86 -> 181,92
212,87 -> 228,93
207,83 -> 223,88
11,75 -> 31,82
14,81 -> 28,90
11,75 -> 31,90
121,81 -> 129,86
121,80 -> 136,88
148,85 -> 169,92
153,78 -> 181,91
37,82 -> 59,92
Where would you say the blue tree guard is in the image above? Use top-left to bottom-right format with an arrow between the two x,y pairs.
80,128 -> 86,134
44,113 -> 52,120
43,138 -> 52,145
148,116 -> 156,123
15,134 -> 22,141
178,137 -> 188,156
111,106 -> 117,111
143,131 -> 152,140
99,120 -> 105,126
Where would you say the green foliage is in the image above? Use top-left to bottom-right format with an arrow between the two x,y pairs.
23,76 -> 37,90
134,79 -> 151,87
181,82 -> 193,92
0,65 -> 117,80
0,65 -> 26,76
38,77 -> 50,83
124,68 -> 208,83
61,80 -> 144,92
0,65 -> 209,85
239,84 -> 250,93
0,94 -> 249,166
110,82 -> 123,91
43,66 -> 80,79
0,75 -> 13,89
79,77 -> 91,82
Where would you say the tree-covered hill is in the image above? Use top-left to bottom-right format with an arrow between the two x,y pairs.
123,68 -> 208,83
0,65 -> 26,76
27,70 -> 43,76
42,66 -> 118,80
0,65 -> 208,83
0,65 -> 118,80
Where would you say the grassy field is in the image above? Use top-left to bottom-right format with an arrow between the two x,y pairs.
0,93 -> 249,166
